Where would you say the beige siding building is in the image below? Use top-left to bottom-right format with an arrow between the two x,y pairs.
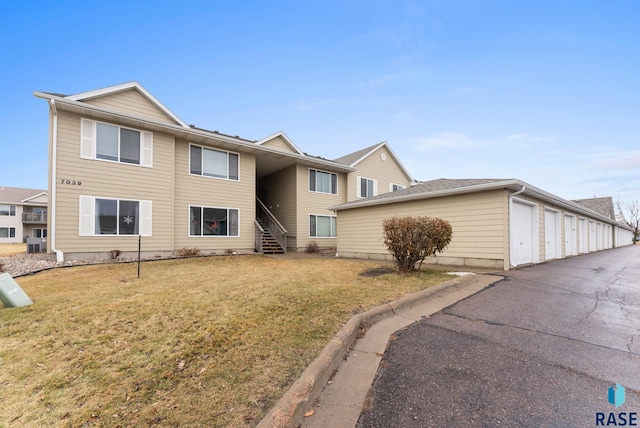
34,82 -> 633,266
332,179 -> 635,270
35,82 -> 415,260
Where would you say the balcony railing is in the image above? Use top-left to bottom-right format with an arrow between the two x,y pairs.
23,213 -> 47,223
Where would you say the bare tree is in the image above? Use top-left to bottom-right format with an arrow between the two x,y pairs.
615,199 -> 639,242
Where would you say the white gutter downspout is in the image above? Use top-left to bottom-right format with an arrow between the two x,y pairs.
49,100 -> 64,262
508,185 -> 526,269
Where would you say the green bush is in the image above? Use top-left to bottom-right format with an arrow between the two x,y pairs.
383,216 -> 452,272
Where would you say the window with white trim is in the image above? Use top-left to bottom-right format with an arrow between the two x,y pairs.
390,184 -> 405,192
33,228 -> 47,238
310,214 -> 336,238
0,227 -> 16,238
190,145 -> 239,180
79,195 -> 152,236
358,177 -> 377,198
0,205 -> 16,216
81,118 -> 153,167
309,169 -> 337,194
189,206 -> 239,236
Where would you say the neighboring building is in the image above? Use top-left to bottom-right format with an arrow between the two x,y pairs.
0,187 -> 48,244
331,179 -> 635,270
34,82 -> 413,261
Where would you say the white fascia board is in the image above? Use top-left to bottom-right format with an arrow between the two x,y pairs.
33,92 -> 355,174
21,192 -> 48,203
255,131 -> 304,155
64,82 -> 189,128
350,142 -> 414,182
330,179 -> 523,211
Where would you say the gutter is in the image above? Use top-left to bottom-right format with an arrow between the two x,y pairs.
49,100 -> 64,262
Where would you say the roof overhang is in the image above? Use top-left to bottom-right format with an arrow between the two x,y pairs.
330,179 -> 626,227
34,92 -> 355,178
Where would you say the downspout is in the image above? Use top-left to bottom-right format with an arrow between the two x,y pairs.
508,185 -> 526,269
49,100 -> 64,262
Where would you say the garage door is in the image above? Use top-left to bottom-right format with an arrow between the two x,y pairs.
545,209 -> 560,260
578,218 -> 588,253
564,215 -> 577,256
511,200 -> 536,266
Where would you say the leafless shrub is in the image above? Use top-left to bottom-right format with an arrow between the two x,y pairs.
383,216 -> 453,273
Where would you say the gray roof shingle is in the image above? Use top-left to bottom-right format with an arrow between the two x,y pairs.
333,143 -> 383,166
571,197 -> 615,220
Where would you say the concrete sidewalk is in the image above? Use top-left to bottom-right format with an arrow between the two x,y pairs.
258,273 -> 501,428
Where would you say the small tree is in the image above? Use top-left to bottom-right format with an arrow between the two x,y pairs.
383,216 -> 453,273
616,199 -> 640,242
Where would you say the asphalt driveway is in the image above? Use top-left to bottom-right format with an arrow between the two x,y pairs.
359,246 -> 640,427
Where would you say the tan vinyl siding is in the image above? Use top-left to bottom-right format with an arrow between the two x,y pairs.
296,165 -> 347,250
84,89 -> 178,125
259,136 -> 298,154
53,110 -> 174,254
259,165 -> 298,247
337,190 -> 507,266
347,146 -> 412,202
173,140 -> 255,251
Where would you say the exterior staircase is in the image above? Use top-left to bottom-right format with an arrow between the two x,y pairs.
256,218 -> 285,254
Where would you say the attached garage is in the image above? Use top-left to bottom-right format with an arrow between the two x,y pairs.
331,178 -> 635,271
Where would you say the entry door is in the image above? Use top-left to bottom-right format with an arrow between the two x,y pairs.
511,200 -> 535,266
545,209 -> 560,260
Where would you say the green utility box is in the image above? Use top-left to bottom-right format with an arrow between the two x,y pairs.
0,273 -> 33,308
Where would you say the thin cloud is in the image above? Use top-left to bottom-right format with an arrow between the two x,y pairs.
590,151 -> 640,170
412,131 -> 556,151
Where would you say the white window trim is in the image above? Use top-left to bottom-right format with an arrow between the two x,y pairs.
188,144 -> 240,181
0,227 -> 16,238
0,205 -> 16,216
309,214 -> 337,238
390,183 -> 405,192
308,168 -> 338,195
188,205 -> 240,238
79,195 -> 152,237
357,176 -> 377,198
80,118 -> 153,167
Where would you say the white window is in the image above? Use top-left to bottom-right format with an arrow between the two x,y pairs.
81,118 -> 153,167
0,205 -> 16,216
190,145 -> 239,180
79,195 -> 152,236
33,228 -> 47,238
390,184 -> 405,192
310,214 -> 336,238
0,227 -> 16,238
189,206 -> 239,237
309,169 -> 337,194
358,177 -> 377,198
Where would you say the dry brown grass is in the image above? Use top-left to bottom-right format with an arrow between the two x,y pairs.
0,255 -> 452,427
0,243 -> 26,257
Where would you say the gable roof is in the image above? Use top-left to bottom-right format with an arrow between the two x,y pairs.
255,131 -> 303,155
65,81 -> 189,128
330,178 -> 626,227
0,186 -> 48,205
334,142 -> 414,182
571,197 -> 615,220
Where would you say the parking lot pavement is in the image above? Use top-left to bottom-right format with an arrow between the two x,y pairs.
359,246 -> 640,427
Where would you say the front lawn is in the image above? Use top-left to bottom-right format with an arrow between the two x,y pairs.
0,243 -> 26,257
0,255 -> 452,427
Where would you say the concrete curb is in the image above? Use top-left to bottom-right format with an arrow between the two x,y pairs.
256,274 -> 492,428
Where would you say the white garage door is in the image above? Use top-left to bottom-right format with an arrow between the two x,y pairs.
578,218 -> 588,253
564,215 -> 577,256
511,200 -> 536,266
545,209 -> 560,260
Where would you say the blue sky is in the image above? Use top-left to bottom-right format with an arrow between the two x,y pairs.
2,1 -> 638,203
